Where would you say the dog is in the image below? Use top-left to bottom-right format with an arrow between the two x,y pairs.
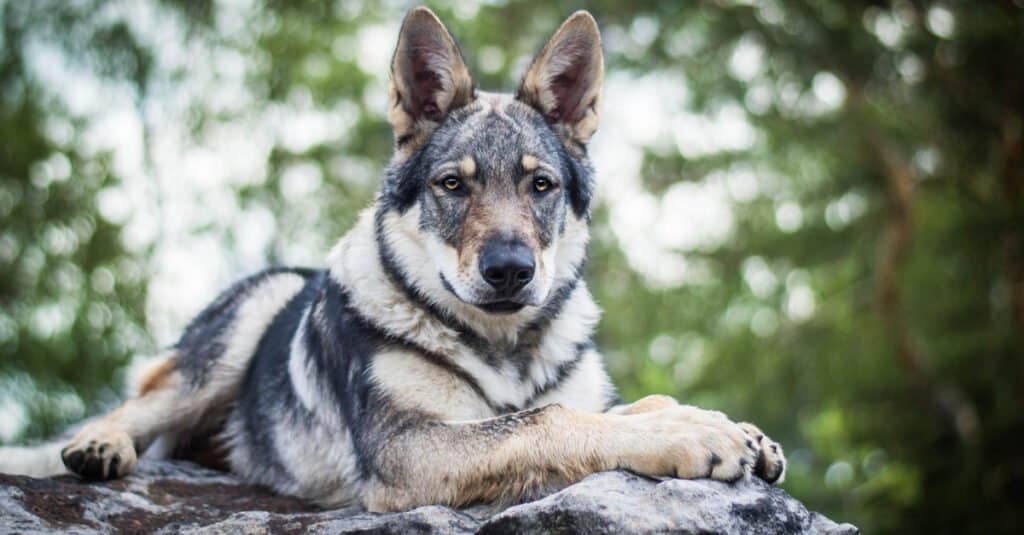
1,7 -> 785,512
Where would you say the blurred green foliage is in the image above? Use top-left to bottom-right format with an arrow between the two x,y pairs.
1,1 -> 1022,532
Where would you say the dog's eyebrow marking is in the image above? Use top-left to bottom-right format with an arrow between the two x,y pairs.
459,155 -> 476,177
521,154 -> 539,172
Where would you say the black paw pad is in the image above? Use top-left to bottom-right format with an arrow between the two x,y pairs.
706,453 -> 722,477
754,450 -> 768,478
80,455 -> 105,480
108,454 -> 121,477
61,448 -> 86,473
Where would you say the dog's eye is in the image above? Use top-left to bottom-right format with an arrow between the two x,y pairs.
533,176 -> 553,193
441,176 -> 462,191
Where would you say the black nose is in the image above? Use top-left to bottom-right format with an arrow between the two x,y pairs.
479,239 -> 535,295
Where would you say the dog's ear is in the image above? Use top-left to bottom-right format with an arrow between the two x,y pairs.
388,7 -> 474,153
517,11 -> 604,150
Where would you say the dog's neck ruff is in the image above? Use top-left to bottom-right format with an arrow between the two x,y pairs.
326,204 -> 599,411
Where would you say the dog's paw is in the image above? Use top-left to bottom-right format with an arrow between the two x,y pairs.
739,422 -> 786,484
618,406 -> 757,484
61,424 -> 137,481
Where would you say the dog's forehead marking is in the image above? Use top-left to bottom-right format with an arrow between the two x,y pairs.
521,154 -> 538,172
459,155 -> 476,177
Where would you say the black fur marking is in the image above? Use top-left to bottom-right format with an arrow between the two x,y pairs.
381,141 -> 431,214
392,338 -> 503,414
439,273 -> 458,297
234,272 -> 324,488
559,143 -> 594,219
303,276 -> 386,479
175,267 -> 318,388
470,405 -> 549,436
520,340 -> 591,408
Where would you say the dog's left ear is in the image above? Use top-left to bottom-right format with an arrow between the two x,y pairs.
518,11 -> 604,149
389,7 -> 475,152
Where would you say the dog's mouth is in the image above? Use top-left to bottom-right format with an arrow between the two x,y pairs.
440,274 -> 531,314
476,300 -> 526,314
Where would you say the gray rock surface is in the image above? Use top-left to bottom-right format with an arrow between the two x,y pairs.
0,460 -> 858,534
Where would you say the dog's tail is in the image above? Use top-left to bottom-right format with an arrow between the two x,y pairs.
0,442 -> 68,478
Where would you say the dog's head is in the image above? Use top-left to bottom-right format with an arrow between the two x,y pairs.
378,7 -> 602,316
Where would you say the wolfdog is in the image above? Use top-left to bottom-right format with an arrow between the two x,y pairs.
2,7 -> 785,511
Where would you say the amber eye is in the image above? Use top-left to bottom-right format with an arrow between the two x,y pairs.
533,176 -> 553,193
442,175 -> 462,191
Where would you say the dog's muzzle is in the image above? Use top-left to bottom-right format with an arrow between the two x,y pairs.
476,237 -> 535,313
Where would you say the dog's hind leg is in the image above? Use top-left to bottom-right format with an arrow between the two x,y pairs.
59,351 -> 203,480
60,270 -> 311,480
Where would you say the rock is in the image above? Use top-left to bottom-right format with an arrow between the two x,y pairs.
0,460 -> 857,534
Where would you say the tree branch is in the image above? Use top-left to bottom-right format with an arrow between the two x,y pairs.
868,135 -> 979,440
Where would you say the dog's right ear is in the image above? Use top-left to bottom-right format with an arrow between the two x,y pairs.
388,7 -> 474,154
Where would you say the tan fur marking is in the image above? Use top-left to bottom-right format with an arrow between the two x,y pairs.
136,356 -> 176,396
459,155 -> 476,177
521,154 -> 538,172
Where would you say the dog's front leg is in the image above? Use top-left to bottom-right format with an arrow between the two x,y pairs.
363,402 -> 764,512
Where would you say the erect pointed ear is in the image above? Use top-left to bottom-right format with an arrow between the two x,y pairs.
388,7 -> 475,153
517,11 -> 604,150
